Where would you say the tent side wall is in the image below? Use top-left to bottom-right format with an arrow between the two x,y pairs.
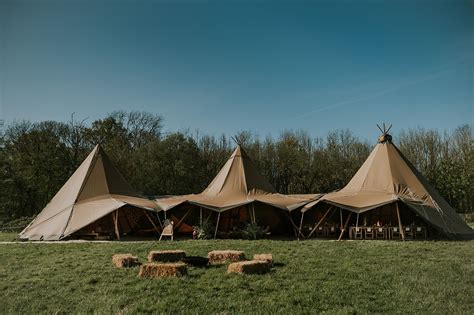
301,200 -> 464,239
68,205 -> 161,239
162,201 -> 298,237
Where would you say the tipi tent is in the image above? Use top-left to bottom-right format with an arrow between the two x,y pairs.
302,130 -> 474,240
155,146 -> 321,237
19,145 -> 159,240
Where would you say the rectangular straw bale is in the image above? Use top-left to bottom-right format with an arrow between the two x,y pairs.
253,253 -> 273,266
147,250 -> 186,262
208,250 -> 246,264
112,254 -> 140,268
227,260 -> 271,274
138,262 -> 187,278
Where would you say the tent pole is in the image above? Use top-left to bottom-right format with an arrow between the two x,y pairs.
252,203 -> 256,224
214,212 -> 221,239
396,202 -> 405,241
307,206 -> 333,239
200,207 -> 203,226
227,208 -> 233,232
122,210 -> 133,231
286,213 -> 299,238
338,212 -> 352,241
155,212 -> 163,229
114,209 -> 120,240
298,211 -> 305,240
355,212 -> 360,239
143,209 -> 161,235
111,212 -> 116,239
339,209 -> 343,229
249,206 -> 252,224
174,208 -> 192,230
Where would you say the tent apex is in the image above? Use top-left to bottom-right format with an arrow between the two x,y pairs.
377,123 -> 393,143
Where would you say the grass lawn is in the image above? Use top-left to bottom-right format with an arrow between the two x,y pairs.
0,239 -> 473,314
0,232 -> 18,242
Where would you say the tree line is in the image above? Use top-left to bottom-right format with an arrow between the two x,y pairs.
0,111 -> 472,224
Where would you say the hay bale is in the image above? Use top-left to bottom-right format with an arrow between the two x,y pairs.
227,260 -> 271,274
208,250 -> 246,264
138,262 -> 187,278
112,254 -> 140,268
147,250 -> 186,262
253,253 -> 273,266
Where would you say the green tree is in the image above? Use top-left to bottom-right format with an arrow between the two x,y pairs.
1,121 -> 71,219
153,133 -> 206,195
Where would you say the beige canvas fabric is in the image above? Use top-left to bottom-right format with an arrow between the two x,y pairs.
19,145 -> 158,240
155,146 -> 321,212
303,135 -> 473,239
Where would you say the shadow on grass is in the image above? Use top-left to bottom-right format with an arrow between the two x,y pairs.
204,264 -> 227,270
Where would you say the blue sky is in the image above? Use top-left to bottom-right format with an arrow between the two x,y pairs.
1,0 -> 473,141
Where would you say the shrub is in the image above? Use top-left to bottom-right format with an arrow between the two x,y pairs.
193,221 -> 214,240
0,216 -> 34,232
240,223 -> 265,240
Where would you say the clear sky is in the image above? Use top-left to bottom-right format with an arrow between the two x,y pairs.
1,0 -> 473,141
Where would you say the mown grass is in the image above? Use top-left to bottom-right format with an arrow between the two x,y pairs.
0,232 -> 18,242
0,239 -> 473,314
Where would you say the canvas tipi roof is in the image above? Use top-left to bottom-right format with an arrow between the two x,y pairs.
155,145 -> 320,212
19,145 -> 158,240
303,132 -> 473,239
202,146 -> 277,197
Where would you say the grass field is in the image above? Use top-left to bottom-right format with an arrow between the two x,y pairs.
0,237 -> 473,314
0,232 -> 17,242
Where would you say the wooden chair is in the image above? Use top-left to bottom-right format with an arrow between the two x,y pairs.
391,227 -> 401,240
404,226 -> 414,240
365,227 -> 374,239
262,226 -> 271,236
159,220 -> 174,241
354,227 -> 363,240
315,226 -> 326,238
414,226 -> 426,239
375,227 -> 385,239
327,226 -> 337,238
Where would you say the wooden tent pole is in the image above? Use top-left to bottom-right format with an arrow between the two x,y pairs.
143,210 -> 160,235
214,212 -> 221,239
285,213 -> 299,238
174,209 -> 192,230
227,208 -> 233,231
114,210 -> 120,240
111,212 -> 116,239
122,210 -> 133,231
396,202 -> 405,241
247,204 -> 252,224
298,211 -> 305,240
252,203 -> 256,224
339,209 -> 343,229
155,212 -> 163,229
354,212 -> 360,239
200,207 -> 203,226
307,206 -> 333,239
337,211 -> 352,241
